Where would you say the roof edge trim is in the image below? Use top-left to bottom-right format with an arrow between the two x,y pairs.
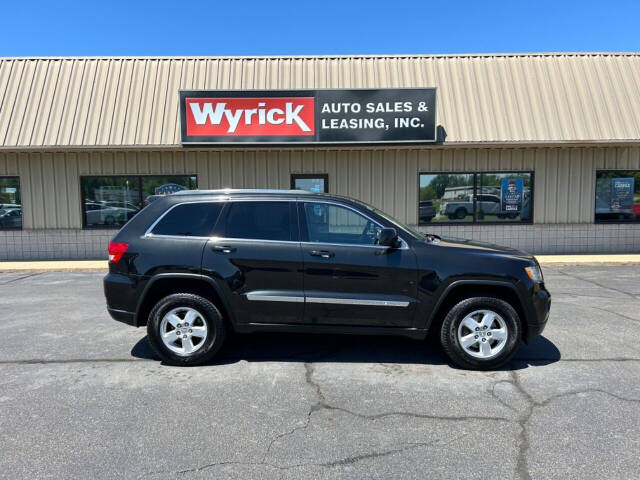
1,52 -> 639,61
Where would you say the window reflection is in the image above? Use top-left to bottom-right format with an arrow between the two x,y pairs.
477,173 -> 532,223
291,174 -> 328,193
0,177 -> 22,230
81,175 -> 197,228
418,172 -> 533,225
595,171 -> 640,223
419,174 -> 474,223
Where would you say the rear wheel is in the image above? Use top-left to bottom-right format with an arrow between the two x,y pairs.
440,296 -> 521,370
147,293 -> 226,366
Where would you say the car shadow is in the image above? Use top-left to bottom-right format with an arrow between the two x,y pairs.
131,332 -> 561,370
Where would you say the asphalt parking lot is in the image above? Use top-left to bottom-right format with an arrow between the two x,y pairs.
0,266 -> 639,480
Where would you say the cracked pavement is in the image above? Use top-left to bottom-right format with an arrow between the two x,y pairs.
0,266 -> 639,479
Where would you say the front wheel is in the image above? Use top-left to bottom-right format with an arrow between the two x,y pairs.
147,293 -> 226,366
440,297 -> 521,370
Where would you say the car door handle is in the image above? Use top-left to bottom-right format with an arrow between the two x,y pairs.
212,245 -> 236,253
310,250 -> 334,258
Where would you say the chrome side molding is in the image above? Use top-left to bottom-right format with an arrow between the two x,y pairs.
306,297 -> 410,307
245,294 -> 305,303
246,293 -> 410,308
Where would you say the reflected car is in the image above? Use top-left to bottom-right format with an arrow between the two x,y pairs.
85,202 -> 138,226
0,203 -> 21,215
439,194 -> 486,219
0,207 -> 22,228
418,200 -> 436,222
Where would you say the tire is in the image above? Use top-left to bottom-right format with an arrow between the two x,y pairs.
147,293 -> 226,366
455,208 -> 466,219
440,296 -> 521,370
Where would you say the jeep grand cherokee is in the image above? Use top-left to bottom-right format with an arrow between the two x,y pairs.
104,189 -> 550,370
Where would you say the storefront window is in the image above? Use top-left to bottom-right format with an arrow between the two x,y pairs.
419,174 -> 474,223
0,177 -> 22,230
595,170 -> 640,223
418,172 -> 533,225
477,173 -> 532,223
81,175 -> 197,228
291,174 -> 328,193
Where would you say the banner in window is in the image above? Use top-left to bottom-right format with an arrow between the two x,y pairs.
501,178 -> 523,213
180,88 -> 436,145
610,177 -> 634,212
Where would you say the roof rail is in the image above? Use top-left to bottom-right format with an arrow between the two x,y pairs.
172,188 -> 316,196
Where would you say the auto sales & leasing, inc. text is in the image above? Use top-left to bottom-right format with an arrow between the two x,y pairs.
180,88 -> 436,144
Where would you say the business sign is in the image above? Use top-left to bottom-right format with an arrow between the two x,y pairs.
155,184 -> 187,195
180,88 -> 436,145
501,178 -> 524,213
610,177 -> 634,212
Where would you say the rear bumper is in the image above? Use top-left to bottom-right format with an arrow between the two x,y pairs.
107,307 -> 136,326
104,272 -> 143,327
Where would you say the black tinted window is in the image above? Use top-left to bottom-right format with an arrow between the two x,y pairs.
226,201 -> 292,241
152,202 -> 223,237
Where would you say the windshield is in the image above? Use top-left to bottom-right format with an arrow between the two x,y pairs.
361,202 -> 426,241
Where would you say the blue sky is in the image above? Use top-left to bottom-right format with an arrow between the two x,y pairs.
1,0 -> 638,56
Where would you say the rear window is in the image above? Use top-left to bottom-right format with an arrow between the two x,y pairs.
151,202 -> 223,237
225,201 -> 293,241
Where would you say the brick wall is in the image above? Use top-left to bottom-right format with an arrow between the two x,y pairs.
0,229 -> 114,260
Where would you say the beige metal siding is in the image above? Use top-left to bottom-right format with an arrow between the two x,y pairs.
1,54 -> 640,148
3,146 -> 640,229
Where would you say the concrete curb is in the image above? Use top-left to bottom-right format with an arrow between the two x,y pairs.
0,261 -> 108,273
1,255 -> 640,273
535,255 -> 640,266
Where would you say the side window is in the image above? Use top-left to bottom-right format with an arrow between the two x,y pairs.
151,202 -> 223,237
225,201 -> 293,241
303,202 -> 381,245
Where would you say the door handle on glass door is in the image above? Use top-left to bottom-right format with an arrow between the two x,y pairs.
310,250 -> 334,258
212,245 -> 236,253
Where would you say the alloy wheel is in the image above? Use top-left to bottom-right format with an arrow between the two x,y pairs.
457,309 -> 508,359
160,307 -> 208,356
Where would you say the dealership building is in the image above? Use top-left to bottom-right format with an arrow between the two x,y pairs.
1,52 -> 640,260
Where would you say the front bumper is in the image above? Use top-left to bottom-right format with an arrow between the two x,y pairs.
524,285 -> 551,343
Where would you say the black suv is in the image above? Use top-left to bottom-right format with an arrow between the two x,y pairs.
104,189 -> 550,370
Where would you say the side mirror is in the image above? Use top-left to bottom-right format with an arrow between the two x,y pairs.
377,228 -> 400,248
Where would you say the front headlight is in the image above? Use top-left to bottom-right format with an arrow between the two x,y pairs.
525,265 -> 543,283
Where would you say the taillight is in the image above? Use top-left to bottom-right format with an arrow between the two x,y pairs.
108,242 -> 129,263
